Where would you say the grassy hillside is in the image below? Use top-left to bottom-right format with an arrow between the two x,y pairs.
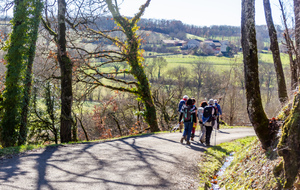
144,52 -> 290,73
198,136 -> 284,189
186,33 -> 206,41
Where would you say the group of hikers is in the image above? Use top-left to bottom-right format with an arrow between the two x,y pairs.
178,95 -> 222,146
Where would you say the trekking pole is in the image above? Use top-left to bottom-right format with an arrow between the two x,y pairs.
215,128 -> 217,146
199,126 -> 201,142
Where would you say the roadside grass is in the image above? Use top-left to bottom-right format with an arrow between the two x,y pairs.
198,136 -> 284,190
219,139 -> 284,189
197,136 -> 257,190
0,144 -> 47,158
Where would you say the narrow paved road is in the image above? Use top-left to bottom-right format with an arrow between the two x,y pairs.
0,128 -> 255,190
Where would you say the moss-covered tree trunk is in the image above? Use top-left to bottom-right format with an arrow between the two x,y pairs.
241,0 -> 273,149
130,54 -> 159,132
58,0 -> 73,143
105,0 -> 159,132
0,0 -> 28,147
263,0 -> 288,105
295,0 -> 300,73
277,93 -> 300,188
18,0 -> 43,146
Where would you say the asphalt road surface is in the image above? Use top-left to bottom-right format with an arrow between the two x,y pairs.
0,128 -> 255,190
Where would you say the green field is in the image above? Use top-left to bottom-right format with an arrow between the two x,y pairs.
144,51 -> 290,72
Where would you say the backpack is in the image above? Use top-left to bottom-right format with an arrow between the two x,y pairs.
178,99 -> 185,112
182,105 -> 193,122
198,107 -> 204,118
203,106 -> 213,122
214,105 -> 218,115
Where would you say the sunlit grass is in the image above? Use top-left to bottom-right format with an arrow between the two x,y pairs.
198,136 -> 257,190
0,144 -> 46,157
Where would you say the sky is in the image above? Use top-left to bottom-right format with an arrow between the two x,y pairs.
117,0 -> 294,27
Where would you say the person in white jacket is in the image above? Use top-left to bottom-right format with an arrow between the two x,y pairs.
198,101 -> 208,144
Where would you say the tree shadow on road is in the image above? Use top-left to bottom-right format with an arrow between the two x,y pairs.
0,133 -> 204,189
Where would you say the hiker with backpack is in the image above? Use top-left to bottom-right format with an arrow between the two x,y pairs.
202,99 -> 217,146
214,99 -> 222,130
179,98 -> 197,145
178,95 -> 188,132
190,98 -> 197,141
198,101 -> 208,144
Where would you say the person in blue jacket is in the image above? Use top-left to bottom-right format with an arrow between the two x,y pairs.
214,99 -> 222,130
177,95 -> 188,132
179,98 -> 197,145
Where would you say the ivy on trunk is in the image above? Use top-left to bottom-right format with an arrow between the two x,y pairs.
76,0 -> 159,132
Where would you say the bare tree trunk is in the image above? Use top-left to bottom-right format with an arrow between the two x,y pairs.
280,0 -> 298,89
241,0 -> 273,149
279,0 -> 298,90
263,0 -> 288,104
284,33 -> 298,90
58,0 -> 73,143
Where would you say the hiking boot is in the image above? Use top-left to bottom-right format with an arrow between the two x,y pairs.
191,138 -> 194,141
187,141 -> 191,145
180,137 -> 184,144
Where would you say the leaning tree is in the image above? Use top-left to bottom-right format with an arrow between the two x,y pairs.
73,0 -> 160,132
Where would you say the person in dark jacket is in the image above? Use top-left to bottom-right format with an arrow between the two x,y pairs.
179,98 -> 197,145
190,98 -> 197,141
177,95 -> 188,132
214,99 -> 222,130
202,99 -> 217,146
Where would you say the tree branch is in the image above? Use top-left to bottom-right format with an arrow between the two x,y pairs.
41,17 -> 57,40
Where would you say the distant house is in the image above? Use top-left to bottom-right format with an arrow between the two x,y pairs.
162,40 -> 187,46
162,40 -> 176,46
199,42 -> 215,55
176,40 -> 187,46
187,39 -> 202,49
203,40 -> 215,46
220,40 -> 229,53
201,40 -> 223,54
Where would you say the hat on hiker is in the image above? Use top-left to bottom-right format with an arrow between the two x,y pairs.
186,98 -> 193,105
183,95 -> 188,100
208,99 -> 214,105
